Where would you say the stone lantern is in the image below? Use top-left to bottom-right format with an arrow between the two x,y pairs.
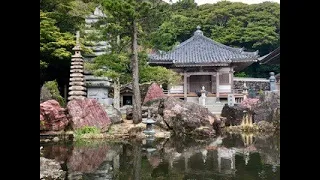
269,72 -> 276,91
142,108 -> 156,137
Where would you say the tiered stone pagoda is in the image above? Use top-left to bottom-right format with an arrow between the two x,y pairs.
81,6 -> 113,106
148,26 -> 259,103
68,31 -> 87,101
83,6 -> 109,61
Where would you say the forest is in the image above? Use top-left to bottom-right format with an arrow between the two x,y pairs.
40,0 -> 280,94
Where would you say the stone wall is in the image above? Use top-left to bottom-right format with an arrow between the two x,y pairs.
233,77 -> 270,92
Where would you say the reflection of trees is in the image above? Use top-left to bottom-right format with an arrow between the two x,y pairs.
133,142 -> 142,180
41,133 -> 280,179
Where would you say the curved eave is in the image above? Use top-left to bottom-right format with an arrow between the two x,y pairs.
232,61 -> 256,72
231,58 -> 258,63
259,47 -> 280,65
148,61 -> 173,65
173,63 -> 230,67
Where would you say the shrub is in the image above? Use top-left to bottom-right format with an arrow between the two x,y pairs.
43,80 -> 66,107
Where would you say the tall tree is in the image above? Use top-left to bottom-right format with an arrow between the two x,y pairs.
101,0 -> 154,123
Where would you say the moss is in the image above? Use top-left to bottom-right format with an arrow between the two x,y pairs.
43,80 -> 66,107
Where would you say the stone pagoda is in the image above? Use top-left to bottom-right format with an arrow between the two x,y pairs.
68,31 -> 87,101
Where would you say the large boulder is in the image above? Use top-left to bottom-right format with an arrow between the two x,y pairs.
220,104 -> 248,126
143,83 -> 165,104
40,100 -> 69,131
252,91 -> 280,123
67,98 -> 111,132
104,105 -> 123,124
221,91 -> 280,127
153,97 -> 220,138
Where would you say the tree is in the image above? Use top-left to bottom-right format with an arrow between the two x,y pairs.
40,10 -> 75,90
40,0 -> 98,95
101,0 -> 157,124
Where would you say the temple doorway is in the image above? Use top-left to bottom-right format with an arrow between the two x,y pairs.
123,96 -> 132,106
189,75 -> 213,93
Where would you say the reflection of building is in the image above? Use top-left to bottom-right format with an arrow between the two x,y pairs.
217,147 -> 236,174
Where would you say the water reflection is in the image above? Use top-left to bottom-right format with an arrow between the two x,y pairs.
40,133 -> 280,180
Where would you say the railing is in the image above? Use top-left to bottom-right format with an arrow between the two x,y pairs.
235,97 -> 244,104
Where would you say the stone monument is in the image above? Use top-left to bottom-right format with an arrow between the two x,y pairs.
68,31 -> 87,101
85,75 -> 112,105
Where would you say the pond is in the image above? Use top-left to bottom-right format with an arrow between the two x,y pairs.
40,132 -> 280,180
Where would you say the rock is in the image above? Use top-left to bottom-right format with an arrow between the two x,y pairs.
125,97 -> 220,138
40,100 -> 70,131
40,86 -> 53,103
126,105 -> 158,120
52,137 -> 60,142
143,83 -> 165,104
67,98 -> 111,132
40,157 -> 66,179
140,83 -> 152,104
221,104 -> 248,126
221,92 -> 280,128
257,121 -> 275,132
104,105 -> 123,124
126,106 -> 133,120
155,97 -> 219,138
252,91 -> 280,123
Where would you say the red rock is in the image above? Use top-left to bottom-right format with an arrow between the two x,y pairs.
143,83 -> 165,104
40,100 -> 69,131
67,98 -> 111,131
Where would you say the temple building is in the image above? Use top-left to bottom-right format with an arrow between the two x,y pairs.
148,26 -> 259,103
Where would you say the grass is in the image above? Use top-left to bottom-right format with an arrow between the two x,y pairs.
74,126 -> 102,141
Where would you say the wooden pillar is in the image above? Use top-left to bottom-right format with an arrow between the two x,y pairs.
184,72 -> 187,101
187,75 -> 190,93
216,71 -> 220,103
211,74 -> 215,93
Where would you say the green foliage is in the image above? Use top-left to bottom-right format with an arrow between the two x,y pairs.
74,126 -> 101,140
234,72 -> 248,77
43,80 -> 66,107
41,0 -> 280,88
140,65 -> 181,85
40,0 -> 98,92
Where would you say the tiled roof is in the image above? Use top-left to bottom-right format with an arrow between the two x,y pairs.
259,47 -> 280,65
149,26 -> 259,66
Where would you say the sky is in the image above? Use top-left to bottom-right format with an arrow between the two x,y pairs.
163,0 -> 280,5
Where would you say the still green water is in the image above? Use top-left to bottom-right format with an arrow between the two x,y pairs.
40,133 -> 280,180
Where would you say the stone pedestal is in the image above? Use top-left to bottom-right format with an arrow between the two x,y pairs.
85,75 -> 112,106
